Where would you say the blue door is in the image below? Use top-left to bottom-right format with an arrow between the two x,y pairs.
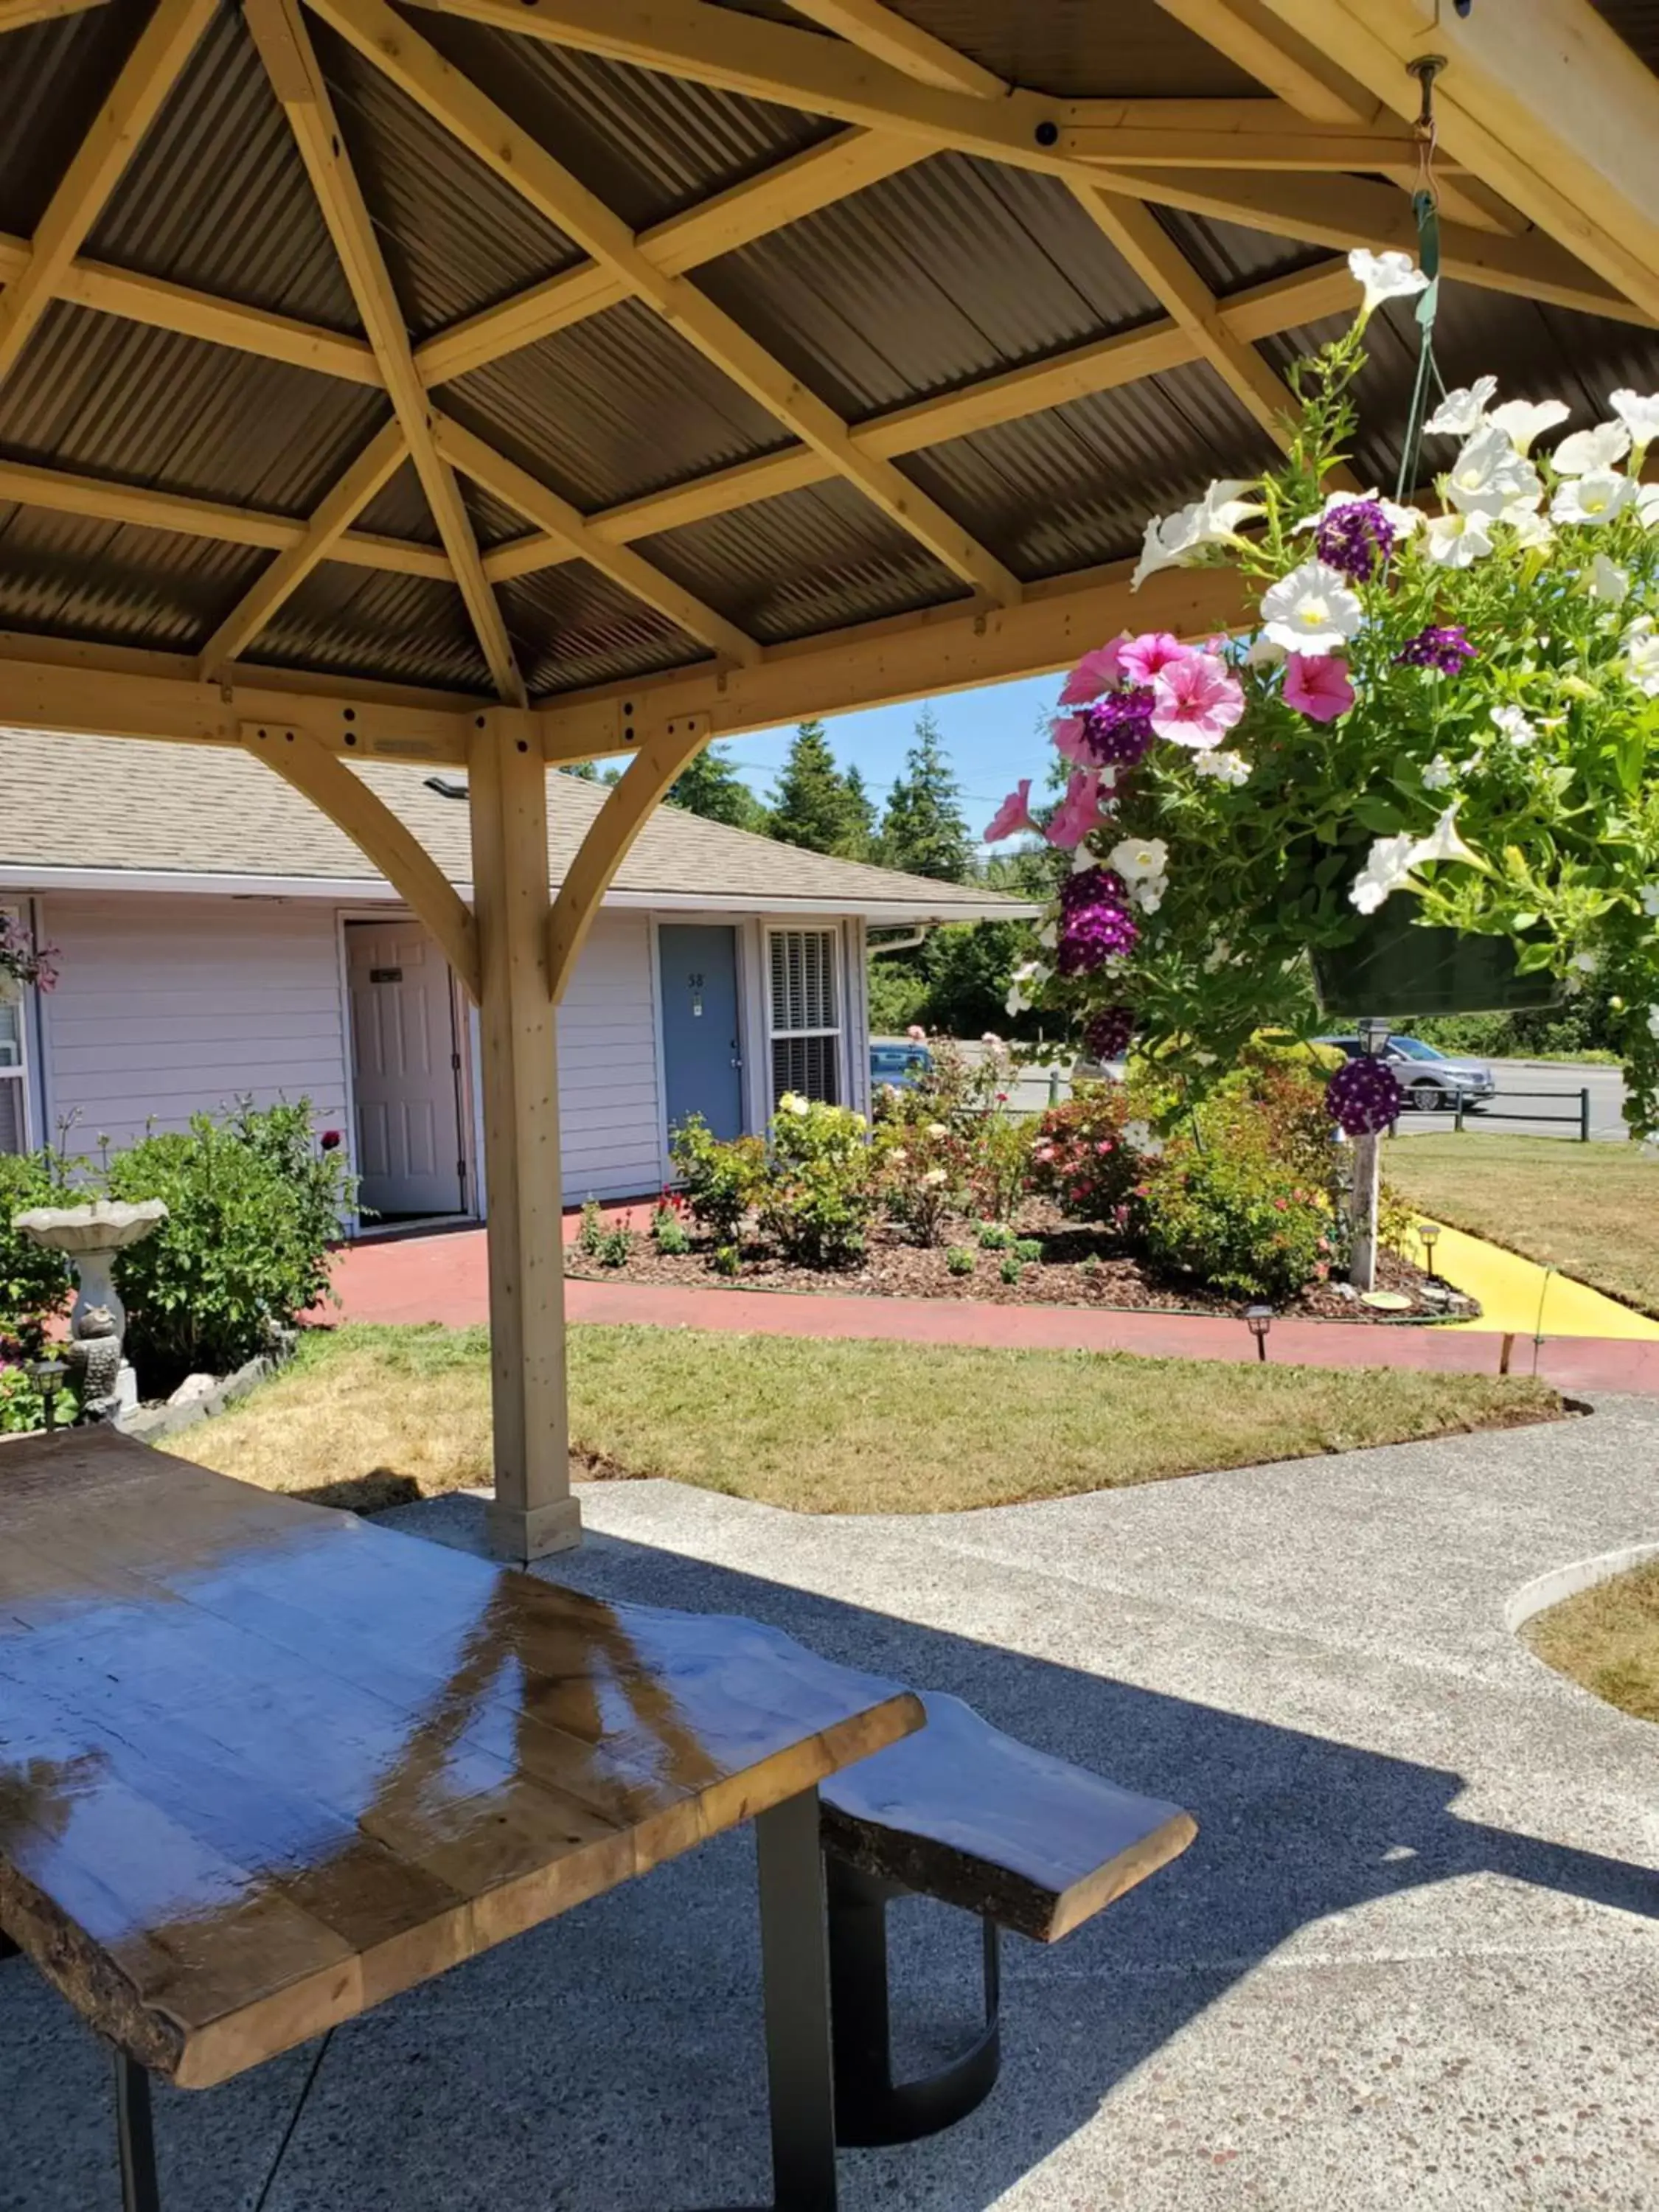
659,924 -> 744,1144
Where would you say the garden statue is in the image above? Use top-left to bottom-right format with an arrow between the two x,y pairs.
11,1198 -> 167,1422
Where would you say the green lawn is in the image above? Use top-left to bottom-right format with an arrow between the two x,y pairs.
1525,1559 -> 1659,1724
1385,1135 -> 1659,1317
174,1322 -> 1559,1517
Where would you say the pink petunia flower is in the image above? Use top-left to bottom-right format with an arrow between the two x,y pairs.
1046,768 -> 1107,849
1059,635 -> 1130,704
1120,631 -> 1196,686
1149,652 -> 1245,750
1282,652 -> 1356,724
984,779 -> 1037,842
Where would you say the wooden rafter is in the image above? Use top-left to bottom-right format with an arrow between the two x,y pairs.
244,0 -> 524,704
240,721 -> 481,998
1055,97 -> 1425,170
310,0 -> 1023,605
0,453 -> 449,577
546,712 -> 712,1000
783,0 -> 1003,97
199,419 -> 408,676
0,0 -> 218,388
414,127 -> 925,387
430,412 -> 760,666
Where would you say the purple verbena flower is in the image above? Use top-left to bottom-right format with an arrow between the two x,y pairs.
1084,1006 -> 1135,1062
1057,869 -> 1138,976
1396,625 -> 1475,675
1325,1057 -> 1403,1136
1315,499 -> 1394,582
1077,686 -> 1156,768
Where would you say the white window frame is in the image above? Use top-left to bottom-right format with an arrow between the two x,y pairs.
0,900 -> 40,1155
765,923 -> 845,1110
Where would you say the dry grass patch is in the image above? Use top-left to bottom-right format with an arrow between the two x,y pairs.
1524,1559 -> 1659,1724
175,1323 -> 1562,1517
1385,1135 -> 1659,1317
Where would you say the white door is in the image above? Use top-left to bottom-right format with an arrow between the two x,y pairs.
346,922 -> 466,1217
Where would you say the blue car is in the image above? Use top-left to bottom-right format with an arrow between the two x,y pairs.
870,1040 -> 933,1091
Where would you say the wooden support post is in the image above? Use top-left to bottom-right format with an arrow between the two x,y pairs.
467,718 -> 580,1560
1349,1130 -> 1381,1293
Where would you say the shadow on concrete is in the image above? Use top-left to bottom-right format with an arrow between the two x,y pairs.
4,1506 -> 1655,2212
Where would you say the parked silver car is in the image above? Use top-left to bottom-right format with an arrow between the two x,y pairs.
1316,1033 -> 1496,1113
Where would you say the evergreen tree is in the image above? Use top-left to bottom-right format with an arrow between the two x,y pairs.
877,708 -> 973,881
770,719 -> 865,856
667,742 -> 766,832
842,764 -> 877,861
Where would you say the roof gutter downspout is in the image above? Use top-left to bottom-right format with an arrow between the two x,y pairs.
868,925 -> 929,955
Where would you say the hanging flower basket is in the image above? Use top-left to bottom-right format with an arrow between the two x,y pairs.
984,246 -> 1659,1140
1311,914 -> 1560,1018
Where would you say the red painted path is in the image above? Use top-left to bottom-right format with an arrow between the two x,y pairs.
321,1223 -> 1659,1395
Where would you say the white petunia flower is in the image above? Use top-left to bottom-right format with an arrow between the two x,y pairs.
1554,420 -> 1631,476
1349,832 -> 1419,914
1107,835 -> 1168,886
1425,378 -> 1497,438
1490,704 -> 1539,746
1259,558 -> 1364,653
1005,960 -> 1048,1016
1553,470 -> 1635,526
1641,885 -> 1659,918
1130,875 -> 1167,916
1425,509 -> 1495,568
1130,478 -> 1261,590
1410,805 -> 1478,869
1194,479 -> 1264,540
1422,754 -> 1457,790
1445,425 -> 1543,517
1347,248 -> 1428,321
1622,619 -> 1659,696
1610,390 -> 1659,451
1591,553 -> 1631,604
1486,398 -> 1570,454
1503,502 -> 1554,552
1244,633 -> 1285,667
1638,484 -> 1659,529
1131,505 -> 1200,590
1194,748 -> 1250,785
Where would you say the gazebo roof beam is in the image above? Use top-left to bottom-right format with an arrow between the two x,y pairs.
781,0 -> 1005,97
0,0 -> 218,389
414,126 -> 928,386
246,0 -> 525,704
1054,99 -> 1430,171
313,0 -> 1023,605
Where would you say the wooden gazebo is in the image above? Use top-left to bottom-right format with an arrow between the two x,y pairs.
3,0 -> 1656,1556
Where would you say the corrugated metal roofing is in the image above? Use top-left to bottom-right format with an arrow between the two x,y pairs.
498,560 -> 712,694
1591,1 -> 1659,68
355,459 -> 442,546
246,565 -> 489,692
0,506 -> 266,650
0,0 -> 147,237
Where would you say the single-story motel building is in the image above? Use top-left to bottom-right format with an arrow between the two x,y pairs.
0,728 -> 1023,1222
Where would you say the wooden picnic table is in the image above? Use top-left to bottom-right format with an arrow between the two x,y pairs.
0,1427 -> 923,2210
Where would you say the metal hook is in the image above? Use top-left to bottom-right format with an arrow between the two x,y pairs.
1406,52 -> 1448,137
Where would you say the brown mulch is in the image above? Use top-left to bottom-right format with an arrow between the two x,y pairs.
566,1200 -> 1471,1325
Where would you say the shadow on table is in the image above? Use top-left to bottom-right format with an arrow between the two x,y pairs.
3,1505 -> 1655,2212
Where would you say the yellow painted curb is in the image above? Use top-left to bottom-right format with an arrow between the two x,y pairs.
1412,1221 -> 1659,1341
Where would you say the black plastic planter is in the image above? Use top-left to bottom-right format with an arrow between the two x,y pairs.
1312,915 -> 1560,1018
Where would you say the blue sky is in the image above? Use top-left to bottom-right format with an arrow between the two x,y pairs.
714,674 -> 1065,852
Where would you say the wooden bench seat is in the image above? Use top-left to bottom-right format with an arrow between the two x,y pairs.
817,1691 -> 1197,2145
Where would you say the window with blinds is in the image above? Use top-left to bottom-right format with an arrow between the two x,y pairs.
768,928 -> 841,1108
0,911 -> 29,1155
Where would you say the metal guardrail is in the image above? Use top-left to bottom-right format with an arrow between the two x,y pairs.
1450,1086 -> 1592,1140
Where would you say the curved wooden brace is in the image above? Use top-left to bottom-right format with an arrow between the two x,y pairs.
240,721 -> 481,1003
546,713 -> 712,1002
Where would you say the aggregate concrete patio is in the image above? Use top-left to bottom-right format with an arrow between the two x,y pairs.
5,1400 -> 1658,2211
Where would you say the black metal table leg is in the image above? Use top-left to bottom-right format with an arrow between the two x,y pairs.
754,1788 -> 838,2212
116,2052 -> 161,2212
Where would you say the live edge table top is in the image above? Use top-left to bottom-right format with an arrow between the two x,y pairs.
0,1429 -> 922,2090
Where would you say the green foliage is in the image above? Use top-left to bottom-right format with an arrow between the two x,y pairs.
0,1147 -> 73,1359
945,1245 -> 976,1276
998,1253 -> 1023,1285
967,1105 -> 1034,1225
667,743 -> 768,832
1136,1147 -> 1335,1301
841,765 -> 877,862
976,1220 -> 1014,1250
761,1096 -> 875,1266
669,1116 -> 767,1242
578,1198 -> 607,1256
1014,1237 -> 1043,1264
877,709 -> 973,881
105,1102 -> 354,1388
769,720 -> 869,858
712,1242 -> 742,1278
1029,1085 -> 1142,1223
597,1226 -> 634,1268
652,1209 -> 691,1256
873,1113 -> 966,1246
866,954 -> 929,1034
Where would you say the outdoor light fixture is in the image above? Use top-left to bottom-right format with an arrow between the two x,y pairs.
1418,1221 -> 1442,1282
1245,1306 -> 1274,1362
1357,1015 -> 1393,1059
27,1357 -> 66,1433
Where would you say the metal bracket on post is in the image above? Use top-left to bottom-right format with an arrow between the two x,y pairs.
116,2053 -> 161,2212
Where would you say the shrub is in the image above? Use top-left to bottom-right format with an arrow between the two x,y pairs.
597,1227 -> 634,1269
1014,1237 -> 1043,1265
874,1116 -> 968,1246
998,1253 -> 1023,1285
1029,1085 -> 1142,1224
945,1246 -> 975,1277
976,1221 -> 1014,1251
0,1147 -> 74,1360
967,1107 -> 1034,1226
653,1217 -> 691,1256
1135,1146 -> 1334,1302
105,1102 -> 354,1390
712,1242 -> 742,1278
578,1198 -> 607,1256
760,1095 -> 875,1267
670,1116 -> 767,1242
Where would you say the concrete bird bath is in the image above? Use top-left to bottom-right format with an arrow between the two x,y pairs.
12,1199 -> 168,1422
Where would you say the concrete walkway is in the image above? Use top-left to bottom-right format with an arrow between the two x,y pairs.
7,1404 -> 1658,2208
327,1223 -> 1659,1394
